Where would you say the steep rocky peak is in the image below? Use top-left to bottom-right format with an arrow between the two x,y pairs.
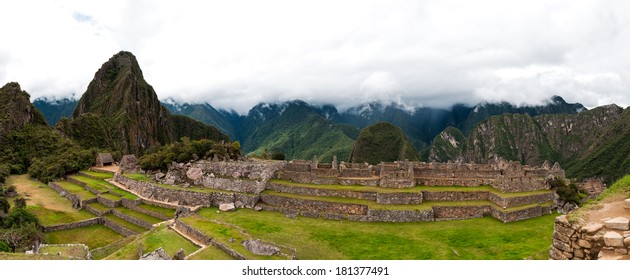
0,82 -> 47,139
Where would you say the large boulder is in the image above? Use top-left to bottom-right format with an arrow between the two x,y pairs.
219,203 -> 236,212
172,248 -> 186,260
140,247 -> 171,260
604,217 -> 630,230
603,231 -> 624,247
186,167 -> 203,182
242,240 -> 280,256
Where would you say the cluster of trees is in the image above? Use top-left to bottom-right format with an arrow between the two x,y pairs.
0,186 -> 42,253
138,137 -> 241,171
548,178 -> 587,206
0,125 -> 96,183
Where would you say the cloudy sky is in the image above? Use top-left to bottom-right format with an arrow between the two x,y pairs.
1,0 -> 629,113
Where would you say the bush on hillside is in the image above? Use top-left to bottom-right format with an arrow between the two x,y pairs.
138,138 -> 241,171
549,178 -> 586,206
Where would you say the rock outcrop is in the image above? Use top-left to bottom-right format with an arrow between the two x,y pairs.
0,82 -> 47,140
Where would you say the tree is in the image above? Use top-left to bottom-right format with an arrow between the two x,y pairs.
0,197 -> 9,214
0,223 -> 42,253
3,208 -> 38,228
13,198 -> 26,209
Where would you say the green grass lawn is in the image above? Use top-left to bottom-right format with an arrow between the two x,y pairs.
187,245 -> 235,260
114,207 -> 164,224
38,245 -> 88,259
108,187 -> 138,200
178,215 -> 288,260
81,170 -> 114,179
56,181 -> 97,200
69,175 -> 113,193
191,207 -> 558,260
44,224 -> 124,249
6,175 -> 95,226
86,202 -> 111,212
104,224 -> 199,260
0,252 -> 69,260
103,214 -> 148,233
136,203 -> 176,218
99,192 -> 122,201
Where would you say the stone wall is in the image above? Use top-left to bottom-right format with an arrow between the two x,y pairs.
49,182 -> 81,208
84,204 -> 111,216
260,194 -> 368,215
200,177 -> 265,194
126,204 -> 171,220
433,205 -> 490,220
375,192 -> 423,204
97,196 -> 121,208
340,168 -> 372,178
416,177 -> 494,187
363,209 -> 434,222
175,220 -> 246,260
489,205 -> 551,223
488,192 -> 555,208
102,216 -> 137,237
111,209 -> 154,229
115,174 -> 257,208
41,218 -> 101,232
422,191 -> 489,202
338,178 -> 379,186
267,182 -> 377,200
548,215 -> 630,260
379,178 -> 415,188
193,160 -> 286,181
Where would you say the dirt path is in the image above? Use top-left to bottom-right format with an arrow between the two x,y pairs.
585,200 -> 630,224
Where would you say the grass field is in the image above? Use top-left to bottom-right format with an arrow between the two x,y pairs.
104,224 -> 199,260
136,203 -> 176,218
187,245 -> 234,260
100,192 -> 122,201
0,252 -> 69,260
38,245 -> 88,259
86,202 -> 111,212
44,224 -> 124,249
56,181 -> 97,200
103,214 -> 147,233
114,207 -> 164,224
70,175 -> 113,193
6,175 -> 95,226
82,170 -> 114,179
190,207 -> 558,260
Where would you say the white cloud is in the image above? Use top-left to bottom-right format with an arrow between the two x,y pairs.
0,0 -> 629,113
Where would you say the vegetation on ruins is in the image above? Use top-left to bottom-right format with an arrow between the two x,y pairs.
0,206 -> 43,253
138,137 -> 241,170
548,178 -> 586,206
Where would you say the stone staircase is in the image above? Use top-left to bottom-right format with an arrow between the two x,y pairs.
550,198 -> 630,260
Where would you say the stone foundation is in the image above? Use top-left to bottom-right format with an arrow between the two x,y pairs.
40,218 -> 101,232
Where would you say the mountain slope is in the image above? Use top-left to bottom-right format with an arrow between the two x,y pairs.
349,122 -> 418,165
0,82 -> 47,140
63,51 -> 228,155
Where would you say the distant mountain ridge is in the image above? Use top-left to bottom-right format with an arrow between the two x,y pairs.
32,97 -> 77,126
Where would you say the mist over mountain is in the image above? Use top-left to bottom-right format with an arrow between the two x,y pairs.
32,97 -> 78,126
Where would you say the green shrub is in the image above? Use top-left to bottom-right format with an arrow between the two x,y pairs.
549,178 -> 585,206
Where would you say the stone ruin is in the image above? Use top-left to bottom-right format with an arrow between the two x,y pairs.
278,156 -> 565,193
119,154 -> 139,172
95,153 -> 114,167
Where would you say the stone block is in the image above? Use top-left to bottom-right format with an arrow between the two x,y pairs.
624,198 -> 630,209
186,168 -> 203,182
553,231 -> 570,243
549,246 -> 568,260
219,203 -> 236,212
562,251 -> 573,258
624,236 -> 630,246
614,248 -> 628,255
552,239 -> 572,252
604,217 -> 630,230
555,215 -> 570,226
581,223 -> 603,234
603,231 -> 624,247
555,225 -> 575,237
577,239 -> 592,249
573,249 -> 584,259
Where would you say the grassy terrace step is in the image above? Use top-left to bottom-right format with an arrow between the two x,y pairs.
80,170 -> 114,179
86,202 -> 111,213
262,190 -> 550,213
418,186 -> 552,198
270,179 -> 552,198
99,193 -> 122,201
113,207 -> 164,225
179,215 -> 288,260
56,181 -> 97,200
103,214 -> 147,233
70,175 -> 115,193
136,203 -> 176,218
104,224 -> 199,260
270,179 -> 423,193
108,187 -> 138,200
262,190 -> 430,211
